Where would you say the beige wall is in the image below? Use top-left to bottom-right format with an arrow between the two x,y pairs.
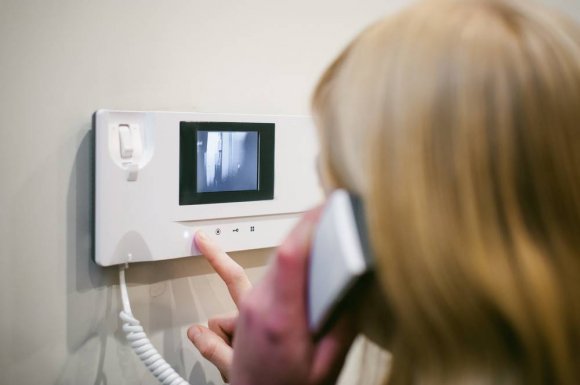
0,1 -> 405,384
1,1 -> 579,384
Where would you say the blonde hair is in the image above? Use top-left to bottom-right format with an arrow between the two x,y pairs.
312,0 -> 580,384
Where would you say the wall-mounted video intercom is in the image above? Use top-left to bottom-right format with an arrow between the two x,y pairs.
94,110 -> 322,266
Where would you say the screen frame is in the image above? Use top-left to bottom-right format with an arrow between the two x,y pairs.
179,121 -> 275,205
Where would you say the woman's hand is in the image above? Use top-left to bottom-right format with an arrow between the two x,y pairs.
188,209 -> 357,385
187,229 -> 252,382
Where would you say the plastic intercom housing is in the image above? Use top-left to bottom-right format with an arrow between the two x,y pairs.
94,110 -> 322,266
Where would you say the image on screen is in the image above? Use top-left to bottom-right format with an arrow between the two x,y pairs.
196,131 -> 259,193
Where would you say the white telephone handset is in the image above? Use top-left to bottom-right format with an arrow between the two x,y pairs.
308,189 -> 374,337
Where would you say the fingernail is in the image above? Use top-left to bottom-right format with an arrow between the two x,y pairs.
196,231 -> 207,244
188,325 -> 202,341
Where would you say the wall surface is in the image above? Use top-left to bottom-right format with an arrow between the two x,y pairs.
1,1 -> 579,385
0,1 -> 406,384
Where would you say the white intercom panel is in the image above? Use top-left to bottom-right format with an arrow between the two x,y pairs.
94,110 -> 322,266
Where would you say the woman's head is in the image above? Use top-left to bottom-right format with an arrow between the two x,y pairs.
313,0 -> 580,383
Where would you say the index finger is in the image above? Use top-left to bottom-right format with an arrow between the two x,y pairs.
195,231 -> 252,307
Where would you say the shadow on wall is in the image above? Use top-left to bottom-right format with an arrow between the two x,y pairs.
59,123 -> 114,385
58,120 -> 267,385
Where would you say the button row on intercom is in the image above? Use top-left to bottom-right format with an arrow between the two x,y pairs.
213,225 -> 256,236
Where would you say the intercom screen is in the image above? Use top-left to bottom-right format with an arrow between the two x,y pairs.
196,131 -> 259,193
179,121 -> 274,205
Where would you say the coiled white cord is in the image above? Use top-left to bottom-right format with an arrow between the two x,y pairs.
119,264 -> 191,385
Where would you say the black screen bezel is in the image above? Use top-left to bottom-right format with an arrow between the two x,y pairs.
179,121 -> 275,205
